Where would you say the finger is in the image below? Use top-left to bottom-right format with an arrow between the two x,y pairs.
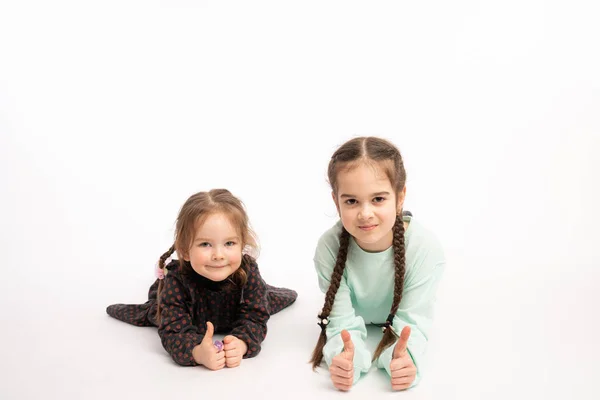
334,384 -> 352,392
331,374 -> 353,386
390,357 -> 413,372
340,330 -> 355,355
223,342 -> 238,352
215,351 -> 225,362
332,358 -> 353,371
226,356 -> 241,366
331,375 -> 353,391
391,376 -> 414,385
227,361 -> 241,368
392,326 -> 411,359
202,321 -> 215,344
329,365 -> 353,379
391,366 -> 416,378
223,335 -> 235,344
224,349 -> 239,358
208,360 -> 225,371
392,383 -> 411,391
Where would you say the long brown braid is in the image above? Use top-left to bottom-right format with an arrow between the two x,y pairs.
310,227 -> 351,369
372,213 -> 406,360
311,136 -> 407,368
154,189 -> 258,323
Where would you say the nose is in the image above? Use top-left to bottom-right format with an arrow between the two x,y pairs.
212,247 -> 225,261
358,204 -> 374,221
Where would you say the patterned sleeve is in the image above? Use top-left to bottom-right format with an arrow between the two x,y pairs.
230,258 -> 270,358
157,274 -> 205,366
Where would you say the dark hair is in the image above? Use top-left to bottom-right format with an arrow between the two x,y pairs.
156,189 -> 258,321
311,137 -> 407,369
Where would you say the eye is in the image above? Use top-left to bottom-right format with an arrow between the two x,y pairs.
198,242 -> 211,247
373,196 -> 386,203
344,199 -> 357,205
225,241 -> 237,247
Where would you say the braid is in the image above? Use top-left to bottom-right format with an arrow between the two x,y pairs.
156,244 -> 176,322
372,214 -> 406,361
230,254 -> 251,288
310,227 -> 351,369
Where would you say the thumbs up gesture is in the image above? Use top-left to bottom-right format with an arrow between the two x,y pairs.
329,330 -> 355,391
192,321 -> 225,370
390,326 -> 416,390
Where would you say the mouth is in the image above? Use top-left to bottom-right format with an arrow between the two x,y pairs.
206,264 -> 228,269
358,224 -> 378,231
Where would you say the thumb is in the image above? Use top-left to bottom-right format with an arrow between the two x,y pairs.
223,335 -> 235,344
340,330 -> 354,360
202,321 -> 215,343
393,326 -> 411,359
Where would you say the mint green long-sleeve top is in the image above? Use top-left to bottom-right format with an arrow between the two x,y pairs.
314,215 -> 445,387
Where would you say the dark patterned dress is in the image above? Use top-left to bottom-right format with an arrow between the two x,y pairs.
106,256 -> 297,365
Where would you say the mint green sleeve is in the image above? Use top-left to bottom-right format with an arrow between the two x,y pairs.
375,246 -> 446,388
314,257 -> 372,385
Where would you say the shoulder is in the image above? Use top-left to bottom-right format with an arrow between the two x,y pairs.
163,259 -> 194,289
314,220 -> 344,261
242,254 -> 260,275
313,220 -> 345,278
405,217 -> 445,267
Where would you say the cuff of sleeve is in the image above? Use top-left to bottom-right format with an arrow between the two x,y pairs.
183,338 -> 201,366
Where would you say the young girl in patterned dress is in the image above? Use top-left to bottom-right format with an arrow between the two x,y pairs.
107,189 -> 297,370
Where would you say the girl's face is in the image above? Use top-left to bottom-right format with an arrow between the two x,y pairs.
184,212 -> 243,281
333,162 -> 405,252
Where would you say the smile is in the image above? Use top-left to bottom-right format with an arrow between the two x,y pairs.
358,225 -> 377,231
206,265 -> 228,269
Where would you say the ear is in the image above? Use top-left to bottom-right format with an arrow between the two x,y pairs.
331,191 -> 340,215
396,186 -> 407,213
182,250 -> 190,262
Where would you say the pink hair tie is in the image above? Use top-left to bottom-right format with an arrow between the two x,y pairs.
155,257 -> 172,280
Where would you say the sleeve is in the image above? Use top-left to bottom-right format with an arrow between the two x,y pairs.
157,274 -> 205,366
375,243 -> 446,388
314,246 -> 372,384
230,259 -> 270,358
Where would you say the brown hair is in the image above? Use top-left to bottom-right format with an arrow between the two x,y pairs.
156,189 -> 259,321
311,137 -> 407,369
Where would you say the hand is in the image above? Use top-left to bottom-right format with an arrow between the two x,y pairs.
329,330 -> 354,391
390,326 -> 417,391
222,335 -> 248,368
192,321 -> 225,370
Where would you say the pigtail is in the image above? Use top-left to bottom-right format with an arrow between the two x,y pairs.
372,214 -> 406,361
232,253 -> 252,288
156,244 -> 176,322
310,227 -> 351,369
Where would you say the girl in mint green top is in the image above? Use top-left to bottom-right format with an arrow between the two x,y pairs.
310,137 -> 445,392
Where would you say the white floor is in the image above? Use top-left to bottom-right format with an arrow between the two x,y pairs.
2,244 -> 598,400
1,1 -> 599,399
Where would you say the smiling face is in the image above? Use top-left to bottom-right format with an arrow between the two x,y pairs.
333,162 -> 405,252
183,212 -> 243,281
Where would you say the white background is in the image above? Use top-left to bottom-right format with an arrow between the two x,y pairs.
1,1 -> 599,399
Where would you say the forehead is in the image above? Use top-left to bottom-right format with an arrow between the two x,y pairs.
336,162 -> 393,195
194,212 -> 240,238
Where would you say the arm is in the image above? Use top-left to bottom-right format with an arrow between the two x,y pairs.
230,259 -> 270,358
157,274 -> 205,366
315,259 -> 372,384
375,249 -> 446,387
